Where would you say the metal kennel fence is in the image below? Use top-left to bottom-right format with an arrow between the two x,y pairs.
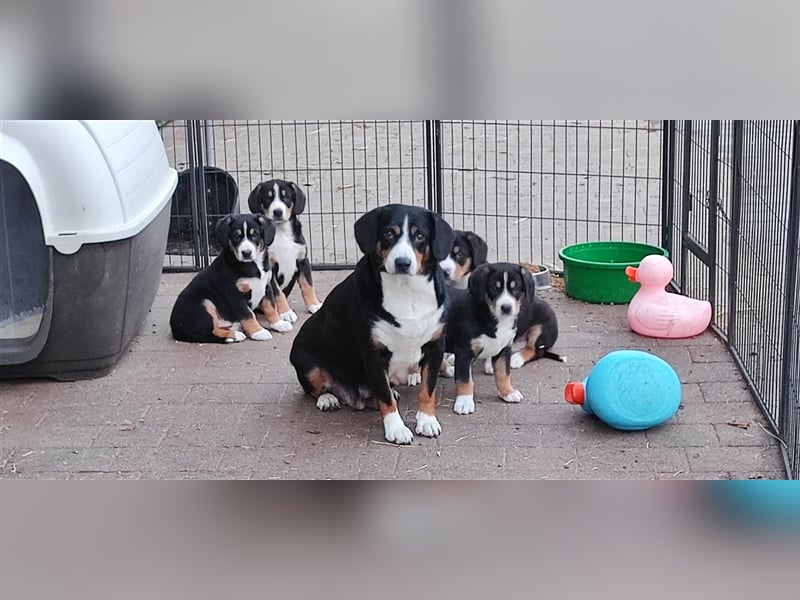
158,119 -> 799,478
159,120 -> 663,270
663,120 -> 800,480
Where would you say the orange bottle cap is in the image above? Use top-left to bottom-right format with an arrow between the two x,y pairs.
565,381 -> 585,405
625,266 -> 638,283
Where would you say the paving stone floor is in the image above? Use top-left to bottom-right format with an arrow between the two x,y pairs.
0,271 -> 787,479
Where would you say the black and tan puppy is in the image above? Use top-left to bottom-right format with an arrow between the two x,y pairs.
484,269 -> 565,374
290,204 -> 454,445
170,214 -> 288,343
247,178 -> 322,323
445,262 -> 527,415
439,229 -> 489,289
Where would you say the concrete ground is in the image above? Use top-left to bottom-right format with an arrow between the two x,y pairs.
0,271 -> 787,480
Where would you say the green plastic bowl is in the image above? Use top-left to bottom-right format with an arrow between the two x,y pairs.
558,241 -> 669,304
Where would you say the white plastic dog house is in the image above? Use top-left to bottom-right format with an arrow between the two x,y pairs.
0,120 -> 177,380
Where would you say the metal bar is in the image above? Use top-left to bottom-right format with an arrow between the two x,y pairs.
203,120 -> 215,167
181,120 -> 209,269
193,120 -> 211,269
680,233 -> 710,264
707,120 -> 720,307
424,121 -> 434,211
185,120 -> 199,268
424,120 -> 443,214
779,120 -> 800,471
680,120 -> 693,292
434,120 -> 443,215
726,121 -> 744,348
661,120 -> 675,252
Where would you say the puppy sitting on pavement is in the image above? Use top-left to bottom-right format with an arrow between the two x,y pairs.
444,262 -> 527,415
170,214 -> 290,343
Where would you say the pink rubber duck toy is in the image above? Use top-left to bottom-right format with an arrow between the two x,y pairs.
624,255 -> 712,339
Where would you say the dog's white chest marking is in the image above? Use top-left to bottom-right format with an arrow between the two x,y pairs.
269,222 -> 305,287
372,273 -> 443,384
236,250 -> 271,310
476,316 -> 517,359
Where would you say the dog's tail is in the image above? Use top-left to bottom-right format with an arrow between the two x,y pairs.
541,349 -> 567,363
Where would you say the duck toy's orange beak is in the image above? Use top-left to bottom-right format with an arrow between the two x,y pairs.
625,265 -> 638,283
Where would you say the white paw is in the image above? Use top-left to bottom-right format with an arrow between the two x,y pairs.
308,303 -> 322,314
440,364 -> 455,378
407,372 -> 422,386
249,328 -> 273,341
392,389 -> 400,402
510,352 -> 525,369
269,319 -> 294,333
415,412 -> 442,437
453,394 -> 475,415
383,411 -> 413,444
502,389 -> 524,403
444,353 -> 455,366
280,309 -> 299,323
483,360 -> 494,375
225,331 -> 247,343
316,393 -> 341,412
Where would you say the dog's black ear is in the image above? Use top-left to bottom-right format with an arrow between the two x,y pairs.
290,181 -> 307,215
468,263 -> 491,305
430,212 -> 455,262
354,207 -> 382,255
247,182 -> 266,215
214,215 -> 234,246
257,215 -> 276,246
466,231 -> 488,266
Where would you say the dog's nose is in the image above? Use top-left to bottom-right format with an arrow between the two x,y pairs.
394,257 -> 412,273
442,268 -> 451,279
241,249 -> 253,259
272,208 -> 283,219
500,303 -> 513,315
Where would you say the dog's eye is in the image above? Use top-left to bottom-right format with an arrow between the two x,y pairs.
382,228 -> 395,241
414,232 -> 426,243
249,228 -> 259,238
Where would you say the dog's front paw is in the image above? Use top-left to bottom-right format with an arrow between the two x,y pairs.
407,371 -> 422,386
316,393 -> 341,412
383,412 -> 413,444
269,319 -> 294,333
510,352 -> 526,369
249,328 -> 273,341
307,303 -> 322,314
483,360 -> 494,375
280,309 -> 299,323
225,331 -> 247,343
440,364 -> 455,378
443,353 -> 455,366
501,389 -> 524,403
415,412 -> 442,437
453,394 -> 475,415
